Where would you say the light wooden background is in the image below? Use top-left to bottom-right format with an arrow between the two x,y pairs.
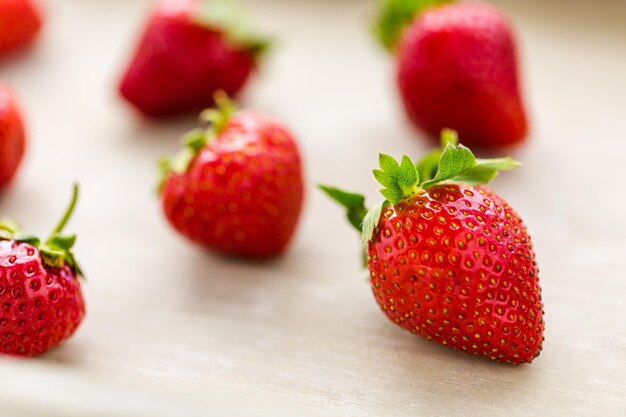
0,0 -> 625,415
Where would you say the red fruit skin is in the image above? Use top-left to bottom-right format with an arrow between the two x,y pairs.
162,111 -> 304,258
368,185 -> 543,364
0,0 -> 42,57
0,241 -> 85,357
397,2 -> 528,149
0,84 -> 26,190
119,0 -> 256,118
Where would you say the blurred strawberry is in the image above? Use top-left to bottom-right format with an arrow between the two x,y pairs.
375,0 -> 529,149
119,0 -> 269,118
0,83 -> 26,190
159,94 -> 304,258
0,0 -> 43,57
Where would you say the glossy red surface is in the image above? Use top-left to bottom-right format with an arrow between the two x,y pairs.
119,0 -> 255,118
0,241 -> 85,357
162,111 -> 304,258
397,2 -> 528,148
368,185 -> 543,363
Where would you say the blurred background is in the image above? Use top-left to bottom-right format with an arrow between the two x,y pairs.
0,0 -> 625,416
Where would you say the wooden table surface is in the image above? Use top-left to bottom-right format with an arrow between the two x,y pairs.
1,0 -> 625,415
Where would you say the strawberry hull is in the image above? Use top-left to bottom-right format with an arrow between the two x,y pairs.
119,0 -> 255,118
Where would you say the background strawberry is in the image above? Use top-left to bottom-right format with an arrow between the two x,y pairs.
159,94 -> 304,258
0,83 -> 26,190
119,0 -> 269,118
0,185 -> 85,357
0,0 -> 43,57
374,0 -> 529,149
321,130 -> 544,364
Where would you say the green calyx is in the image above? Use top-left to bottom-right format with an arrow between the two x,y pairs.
193,0 -> 272,59
320,129 -> 519,245
318,186 -> 368,232
0,184 -> 84,278
158,92 -> 237,192
374,0 -> 455,52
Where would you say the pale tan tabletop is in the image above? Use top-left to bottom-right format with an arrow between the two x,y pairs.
0,0 -> 625,416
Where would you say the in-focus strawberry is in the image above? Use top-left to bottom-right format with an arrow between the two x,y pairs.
0,0 -> 42,57
159,94 -> 304,258
321,130 -> 544,364
0,83 -> 26,190
119,0 -> 269,118
0,185 -> 85,357
374,0 -> 529,148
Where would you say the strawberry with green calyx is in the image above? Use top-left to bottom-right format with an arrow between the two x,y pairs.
320,130 -> 544,364
159,93 -> 304,259
374,0 -> 529,149
119,0 -> 270,118
0,184 -> 86,357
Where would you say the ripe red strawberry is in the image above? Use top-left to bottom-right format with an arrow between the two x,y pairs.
159,94 -> 304,258
0,185 -> 85,357
375,1 -> 528,148
0,0 -> 42,57
0,83 -> 26,190
321,130 -> 544,364
119,0 -> 269,118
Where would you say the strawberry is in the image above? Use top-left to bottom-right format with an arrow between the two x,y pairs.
321,130 -> 544,364
0,83 -> 26,190
374,0 -> 528,148
118,0 -> 269,118
0,0 -> 42,57
0,185 -> 85,357
159,94 -> 304,258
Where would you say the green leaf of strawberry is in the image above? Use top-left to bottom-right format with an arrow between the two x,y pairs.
361,201 -> 387,244
374,154 -> 419,204
420,134 -> 476,188
374,0 -> 455,51
193,0 -> 271,59
321,129 -> 520,247
318,185 -> 367,232
420,129 -> 519,189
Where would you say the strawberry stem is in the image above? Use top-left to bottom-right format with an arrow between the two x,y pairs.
200,91 -> 237,138
47,183 -> 78,243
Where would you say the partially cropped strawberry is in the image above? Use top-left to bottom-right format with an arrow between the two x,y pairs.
0,83 -> 26,190
0,0 -> 42,57
159,94 -> 304,258
119,0 -> 269,118
374,0 -> 528,148
321,130 -> 543,364
0,185 -> 85,357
